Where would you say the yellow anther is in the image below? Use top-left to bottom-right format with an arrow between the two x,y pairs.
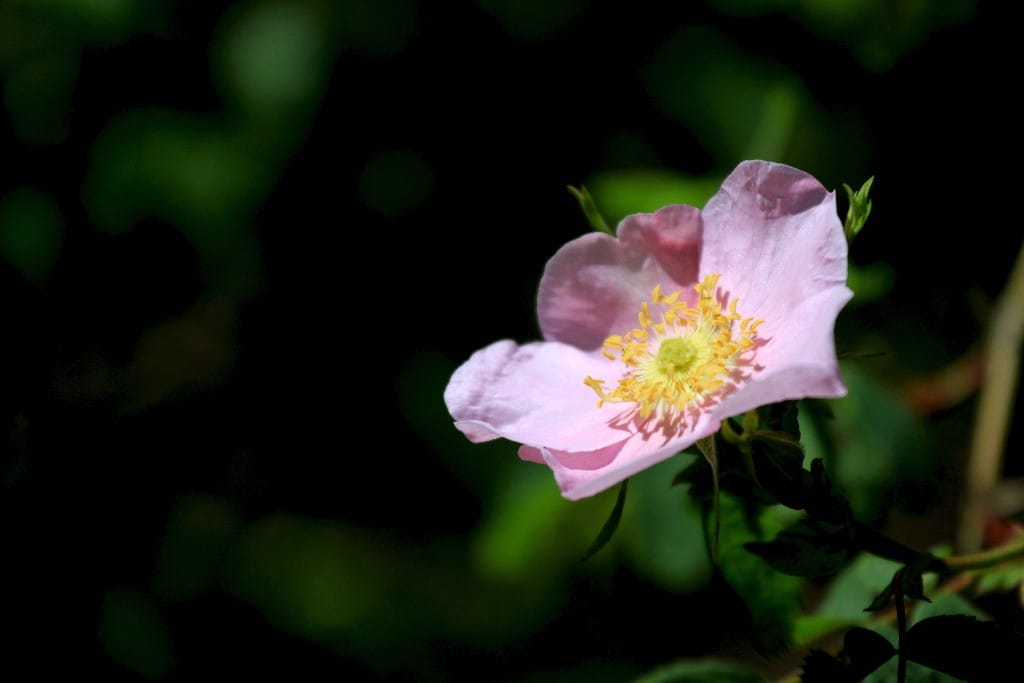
584,273 -> 762,418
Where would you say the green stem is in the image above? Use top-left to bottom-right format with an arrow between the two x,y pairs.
696,436 -> 719,564
854,520 -> 1024,576
854,522 -> 943,570
944,534 -> 1024,572
895,570 -> 907,683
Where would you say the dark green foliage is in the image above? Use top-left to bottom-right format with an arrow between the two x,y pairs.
712,493 -> 803,656
801,627 -> 895,682
842,627 -> 898,679
746,516 -> 857,578
904,615 -> 1024,682
866,559 -> 935,613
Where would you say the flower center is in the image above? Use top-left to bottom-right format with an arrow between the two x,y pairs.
584,274 -> 763,419
655,337 -> 701,376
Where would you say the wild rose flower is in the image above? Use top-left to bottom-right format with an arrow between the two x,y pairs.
444,160 -> 852,500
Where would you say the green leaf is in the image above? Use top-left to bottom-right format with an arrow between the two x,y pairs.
746,516 -> 855,578
749,434 -> 808,509
841,627 -> 896,679
843,176 -> 873,242
714,493 -> 803,656
634,658 -> 766,683
800,628 -> 896,683
805,459 -> 855,527
567,185 -> 613,235
813,552 -> 901,622
581,479 -> 629,561
746,402 -> 814,509
798,630 -> 897,683
905,615 -> 1024,682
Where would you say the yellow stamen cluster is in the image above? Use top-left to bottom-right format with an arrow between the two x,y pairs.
584,274 -> 763,419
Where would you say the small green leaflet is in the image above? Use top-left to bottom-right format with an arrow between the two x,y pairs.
581,479 -> 628,561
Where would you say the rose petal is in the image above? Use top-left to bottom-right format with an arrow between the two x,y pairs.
537,205 -> 702,350
700,160 -> 848,324
534,413 -> 722,500
444,339 -> 635,452
518,445 -> 546,464
707,287 -> 850,426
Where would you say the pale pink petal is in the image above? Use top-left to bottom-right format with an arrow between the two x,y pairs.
518,445 -> 545,464
700,160 -> 848,324
708,285 -> 852,422
444,340 -> 635,452
536,413 -> 722,500
537,205 -> 702,351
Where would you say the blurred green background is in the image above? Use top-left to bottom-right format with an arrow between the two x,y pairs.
2,0 -> 1021,680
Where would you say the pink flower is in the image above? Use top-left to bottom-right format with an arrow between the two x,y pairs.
444,161 -> 852,500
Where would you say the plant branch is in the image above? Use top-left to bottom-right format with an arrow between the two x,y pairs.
944,534 -> 1024,572
697,436 -> 720,563
894,570 -> 907,683
959,240 -> 1024,551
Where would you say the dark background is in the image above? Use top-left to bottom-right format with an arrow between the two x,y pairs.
2,1 -> 1020,680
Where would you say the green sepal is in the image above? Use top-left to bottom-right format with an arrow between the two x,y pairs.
842,176 -> 873,243
567,185 -> 613,235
